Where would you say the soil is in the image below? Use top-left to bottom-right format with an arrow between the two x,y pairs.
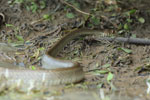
0,0 -> 150,100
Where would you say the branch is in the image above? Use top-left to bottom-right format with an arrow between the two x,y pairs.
60,0 -> 90,16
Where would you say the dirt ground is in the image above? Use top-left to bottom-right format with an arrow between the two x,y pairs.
0,0 -> 150,100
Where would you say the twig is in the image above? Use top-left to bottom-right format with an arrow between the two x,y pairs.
95,37 -> 150,45
60,0 -> 118,28
30,18 -> 44,25
60,0 -> 90,16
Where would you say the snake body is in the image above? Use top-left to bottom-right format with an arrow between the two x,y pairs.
1,29 -> 150,88
0,29 -> 104,87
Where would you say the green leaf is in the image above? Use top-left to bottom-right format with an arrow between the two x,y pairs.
138,17 -> 145,24
26,5 -> 30,11
101,64 -> 111,68
134,66 -> 142,72
7,37 -> 12,43
118,24 -> 123,30
30,2 -> 38,13
118,47 -> 132,54
43,14 -> 51,20
95,63 -> 99,67
125,9 -> 136,16
107,72 -> 113,83
15,35 -> 24,42
129,9 -> 136,14
5,24 -> 14,27
124,23 -> 129,30
10,42 -> 24,47
37,56 -> 41,60
95,70 -> 109,74
131,34 -> 136,38
14,0 -> 24,3
40,1 -> 46,9
88,23 -> 94,27
38,47 -> 45,51
30,66 -> 36,70
91,16 -> 100,25
66,13 -> 75,19
127,18 -> 132,23
118,30 -> 124,34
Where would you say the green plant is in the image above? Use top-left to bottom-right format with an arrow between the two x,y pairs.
26,1 -> 38,13
8,0 -> 47,13
66,12 -> 75,19
5,24 -> 25,46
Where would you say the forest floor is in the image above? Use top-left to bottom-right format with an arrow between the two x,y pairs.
0,0 -> 150,100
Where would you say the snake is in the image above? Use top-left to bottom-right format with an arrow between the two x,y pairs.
0,27 -> 150,89
1,12 -> 150,88
0,29 -> 108,88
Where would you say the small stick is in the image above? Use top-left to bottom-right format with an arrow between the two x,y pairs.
60,0 -> 90,16
95,37 -> 150,45
60,1 -> 118,29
